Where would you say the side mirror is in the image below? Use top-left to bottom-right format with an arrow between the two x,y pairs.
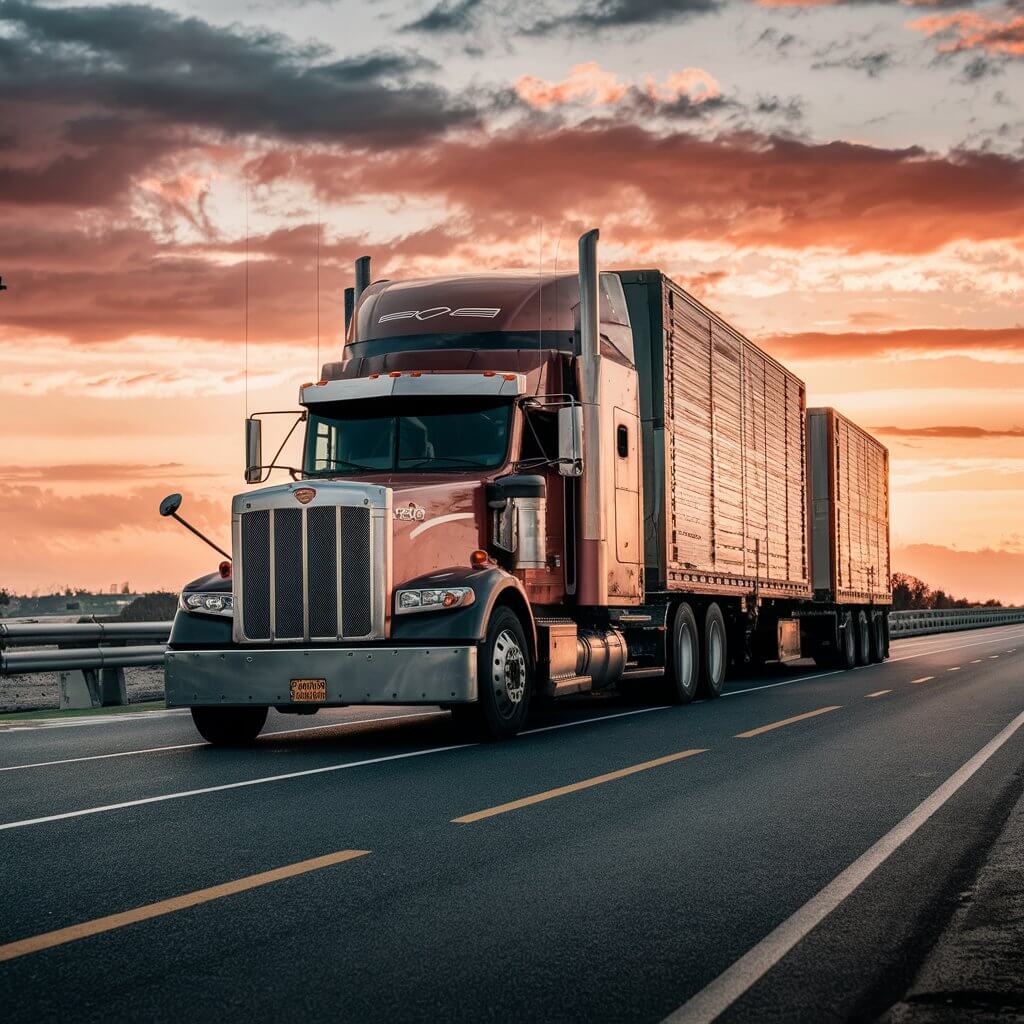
159,493 -> 182,517
245,417 -> 263,484
557,405 -> 584,477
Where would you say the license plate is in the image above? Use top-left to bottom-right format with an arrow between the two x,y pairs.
290,678 -> 326,702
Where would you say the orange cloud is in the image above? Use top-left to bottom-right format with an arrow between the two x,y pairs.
909,8 -> 1024,55
514,62 -> 720,109
763,326 -> 1024,360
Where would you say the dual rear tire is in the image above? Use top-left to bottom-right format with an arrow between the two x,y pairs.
665,601 -> 727,704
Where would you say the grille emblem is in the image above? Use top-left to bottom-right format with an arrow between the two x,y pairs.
293,487 -> 316,505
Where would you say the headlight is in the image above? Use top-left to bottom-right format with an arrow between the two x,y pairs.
180,591 -> 233,617
394,587 -> 474,615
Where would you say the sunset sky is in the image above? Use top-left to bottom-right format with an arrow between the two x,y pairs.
1,0 -> 1023,601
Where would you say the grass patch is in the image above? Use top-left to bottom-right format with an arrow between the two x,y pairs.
0,700 -> 168,722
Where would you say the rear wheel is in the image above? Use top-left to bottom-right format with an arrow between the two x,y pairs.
855,609 -> 871,666
870,613 -> 886,663
664,602 -> 700,704
839,610 -> 857,670
457,606 -> 532,740
191,706 -> 267,746
698,602 -> 728,699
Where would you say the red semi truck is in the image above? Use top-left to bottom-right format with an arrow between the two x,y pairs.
165,230 -> 891,744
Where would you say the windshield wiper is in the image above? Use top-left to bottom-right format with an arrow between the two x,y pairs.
400,456 -> 489,470
308,458 -> 381,474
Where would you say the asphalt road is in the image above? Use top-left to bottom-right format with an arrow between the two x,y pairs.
2,624 -> 1023,1023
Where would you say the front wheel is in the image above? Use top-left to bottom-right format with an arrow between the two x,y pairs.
460,606 -> 533,740
191,706 -> 268,746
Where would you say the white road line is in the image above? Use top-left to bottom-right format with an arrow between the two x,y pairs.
664,706 -> 1024,1024
0,743 -> 473,832
726,629 -> 1024,699
0,711 -> 447,773
0,705 -> 704,828
521,706 -> 671,735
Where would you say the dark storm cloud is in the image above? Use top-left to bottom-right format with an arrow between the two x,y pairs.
0,0 -> 477,145
812,51 -> 896,77
524,0 -> 720,35
403,0 -> 486,33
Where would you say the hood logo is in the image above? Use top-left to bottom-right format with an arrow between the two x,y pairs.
378,307 -> 500,325
394,503 -> 426,522
293,487 -> 316,505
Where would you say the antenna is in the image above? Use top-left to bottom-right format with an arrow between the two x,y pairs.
535,218 -> 544,395
315,195 -> 321,375
244,182 -> 250,419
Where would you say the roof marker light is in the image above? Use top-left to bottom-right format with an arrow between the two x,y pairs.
410,371 -> 422,378
503,374 -> 516,381
389,371 -> 402,378
483,370 -> 496,377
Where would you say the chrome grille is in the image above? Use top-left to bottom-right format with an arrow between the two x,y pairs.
237,493 -> 384,643
307,505 -> 338,638
341,506 -> 371,637
240,510 -> 271,640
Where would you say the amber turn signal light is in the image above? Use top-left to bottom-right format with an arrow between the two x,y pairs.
470,549 -> 488,567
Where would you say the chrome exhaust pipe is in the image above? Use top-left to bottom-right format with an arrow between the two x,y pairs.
354,255 -> 371,304
576,228 -> 607,604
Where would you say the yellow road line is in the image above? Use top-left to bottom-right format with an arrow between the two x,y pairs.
866,690 -> 891,698
735,706 -> 841,739
911,676 -> 935,684
947,667 -> 961,672
452,749 -> 707,824
0,849 -> 370,963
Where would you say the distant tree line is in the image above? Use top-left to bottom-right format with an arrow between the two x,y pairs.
891,572 -> 1004,611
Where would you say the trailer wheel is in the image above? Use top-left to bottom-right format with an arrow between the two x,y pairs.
191,706 -> 267,746
870,613 -> 886,663
698,603 -> 728,699
664,602 -> 700,704
855,610 -> 871,666
457,606 -> 532,740
839,610 -> 857,670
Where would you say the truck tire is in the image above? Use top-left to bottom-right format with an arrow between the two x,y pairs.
698,603 -> 728,699
870,613 -> 886,663
460,606 -> 532,740
664,602 -> 700,704
191,706 -> 267,746
839,610 -> 857,670
855,610 -> 871,666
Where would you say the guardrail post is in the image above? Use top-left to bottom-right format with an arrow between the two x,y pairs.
58,667 -> 127,709
99,666 -> 128,706
59,669 -> 98,709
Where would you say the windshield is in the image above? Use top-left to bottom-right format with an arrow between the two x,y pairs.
304,397 -> 513,476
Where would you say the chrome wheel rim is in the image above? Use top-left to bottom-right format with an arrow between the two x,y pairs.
676,619 -> 695,693
708,620 -> 725,687
493,629 -> 527,717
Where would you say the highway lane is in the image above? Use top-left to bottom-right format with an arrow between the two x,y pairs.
1,624 -> 1022,1023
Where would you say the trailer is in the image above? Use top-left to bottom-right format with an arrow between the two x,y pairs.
806,406 -> 891,667
164,228 -> 891,745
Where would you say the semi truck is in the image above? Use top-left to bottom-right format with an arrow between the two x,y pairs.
165,229 -> 891,745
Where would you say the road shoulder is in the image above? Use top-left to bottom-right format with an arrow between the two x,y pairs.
882,781 -> 1024,1023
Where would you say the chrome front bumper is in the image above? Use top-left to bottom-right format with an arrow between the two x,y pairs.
165,645 -> 478,707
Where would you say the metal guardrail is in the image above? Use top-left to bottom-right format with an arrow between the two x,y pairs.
0,620 -> 173,709
889,607 -> 1024,638
0,621 -> 173,674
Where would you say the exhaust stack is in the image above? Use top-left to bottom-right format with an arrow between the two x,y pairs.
577,228 -> 607,604
354,255 -> 371,304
